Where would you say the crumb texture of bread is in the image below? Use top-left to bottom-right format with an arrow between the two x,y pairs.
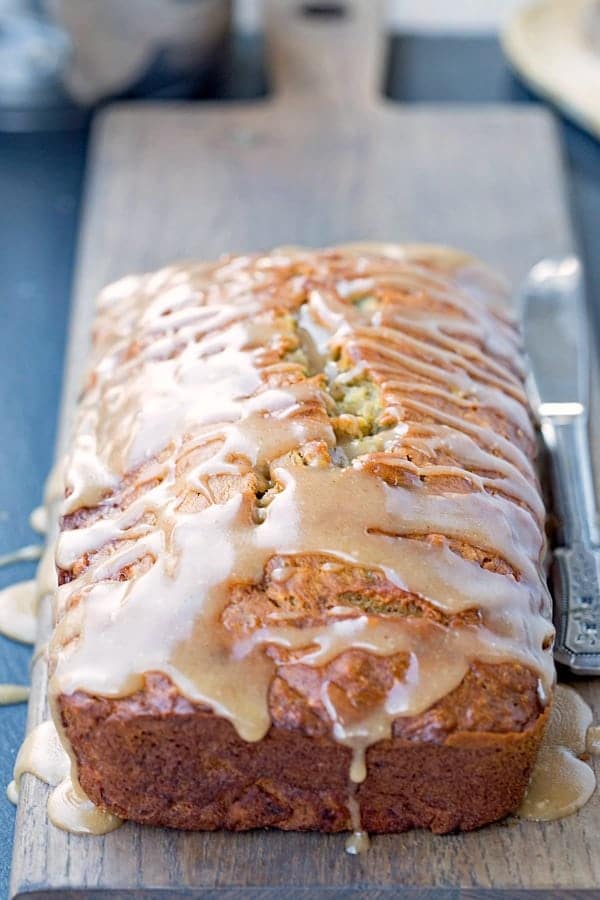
51,243 -> 555,833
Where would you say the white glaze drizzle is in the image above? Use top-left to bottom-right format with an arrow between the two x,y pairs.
0,542 -> 59,646
29,506 -> 48,536
47,778 -> 122,835
518,684 -> 597,821
3,461 -> 123,833
345,790 -> 370,855
0,684 -> 29,705
0,545 -> 43,568
587,725 -> 600,755
0,459 -> 63,646
0,581 -> 38,644
44,460 -> 65,507
8,720 -> 69,803
7,718 -> 122,834
48,244 -> 555,835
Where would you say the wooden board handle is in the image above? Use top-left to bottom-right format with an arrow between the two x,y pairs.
264,0 -> 383,110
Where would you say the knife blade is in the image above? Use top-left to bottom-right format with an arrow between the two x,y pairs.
522,257 -> 587,417
521,257 -> 600,674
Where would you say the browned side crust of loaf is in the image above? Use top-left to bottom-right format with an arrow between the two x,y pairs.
55,247 -> 551,834
59,664 -> 547,834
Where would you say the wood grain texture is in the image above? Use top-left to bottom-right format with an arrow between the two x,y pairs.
10,0 -> 600,896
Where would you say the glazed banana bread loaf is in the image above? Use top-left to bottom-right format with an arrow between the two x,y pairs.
50,243 -> 555,835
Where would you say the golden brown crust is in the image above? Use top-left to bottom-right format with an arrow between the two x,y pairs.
53,245 -> 553,834
59,668 -> 547,833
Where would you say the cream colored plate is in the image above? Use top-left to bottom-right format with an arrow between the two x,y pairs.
502,0 -> 600,138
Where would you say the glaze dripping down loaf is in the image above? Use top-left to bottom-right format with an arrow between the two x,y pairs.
51,243 -> 554,834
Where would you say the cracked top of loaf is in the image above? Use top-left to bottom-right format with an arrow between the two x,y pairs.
50,243 -> 555,767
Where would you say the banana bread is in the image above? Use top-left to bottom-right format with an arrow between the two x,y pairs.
50,243 -> 555,834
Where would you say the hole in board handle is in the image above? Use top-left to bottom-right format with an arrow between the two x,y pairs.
300,3 -> 347,18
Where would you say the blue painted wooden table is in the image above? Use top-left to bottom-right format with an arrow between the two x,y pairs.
0,32 -> 598,899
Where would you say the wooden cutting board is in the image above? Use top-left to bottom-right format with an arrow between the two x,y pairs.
11,1 -> 600,896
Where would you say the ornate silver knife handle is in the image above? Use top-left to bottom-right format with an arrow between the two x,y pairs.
552,542 -> 600,674
523,257 -> 600,675
546,412 -> 600,674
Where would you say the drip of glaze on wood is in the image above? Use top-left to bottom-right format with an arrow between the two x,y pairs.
0,461 -> 64,644
0,458 -> 62,587
587,725 -> 600,754
47,778 -> 122,835
7,719 -> 122,835
0,685 -> 29,706
0,581 -> 39,644
518,684 -> 598,821
0,545 -> 42,568
0,459 -> 64,645
7,721 -> 69,804
345,789 -> 370,856
0,544 -> 58,645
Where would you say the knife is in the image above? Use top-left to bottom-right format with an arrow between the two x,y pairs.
521,257 -> 600,674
